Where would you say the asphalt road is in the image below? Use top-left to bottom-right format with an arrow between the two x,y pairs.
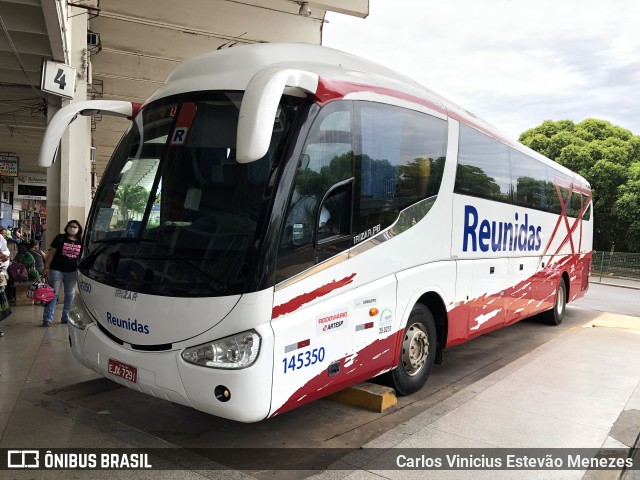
572,282 -> 640,317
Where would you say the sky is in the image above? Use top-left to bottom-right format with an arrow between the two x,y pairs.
322,0 -> 640,140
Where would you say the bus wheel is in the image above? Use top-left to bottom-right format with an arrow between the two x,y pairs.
543,278 -> 566,326
391,303 -> 437,396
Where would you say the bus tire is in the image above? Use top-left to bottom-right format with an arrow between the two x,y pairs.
542,278 -> 567,326
390,303 -> 437,396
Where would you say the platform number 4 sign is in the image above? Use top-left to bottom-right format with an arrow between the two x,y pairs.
54,68 -> 67,90
41,60 -> 76,99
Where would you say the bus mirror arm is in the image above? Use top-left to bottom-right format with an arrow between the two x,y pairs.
38,100 -> 141,167
236,68 -> 319,164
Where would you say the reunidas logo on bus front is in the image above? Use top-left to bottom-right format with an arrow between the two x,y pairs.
106,312 -> 150,334
463,205 -> 542,253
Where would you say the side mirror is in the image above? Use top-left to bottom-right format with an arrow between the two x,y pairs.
236,68 -> 318,164
39,100 -> 140,167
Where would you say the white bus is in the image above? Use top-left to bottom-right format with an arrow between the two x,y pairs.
40,43 -> 592,422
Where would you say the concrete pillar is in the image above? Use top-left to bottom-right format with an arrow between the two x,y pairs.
52,6 -> 91,235
44,102 -> 60,249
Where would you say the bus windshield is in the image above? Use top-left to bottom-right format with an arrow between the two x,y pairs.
80,91 -> 304,297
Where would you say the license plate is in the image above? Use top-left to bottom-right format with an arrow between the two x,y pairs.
107,358 -> 137,383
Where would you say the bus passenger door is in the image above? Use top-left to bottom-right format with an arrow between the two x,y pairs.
270,269 -> 397,417
271,171 -> 397,415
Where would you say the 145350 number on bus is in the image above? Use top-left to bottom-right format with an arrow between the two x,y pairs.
283,347 -> 325,374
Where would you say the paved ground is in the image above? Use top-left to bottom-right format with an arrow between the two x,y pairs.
582,277 -> 640,317
309,310 -> 640,480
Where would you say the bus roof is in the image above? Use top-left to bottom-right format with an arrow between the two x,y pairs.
147,43 -> 427,103
145,42 -> 590,189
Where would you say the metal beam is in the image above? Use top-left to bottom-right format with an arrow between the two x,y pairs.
0,67 -> 41,85
0,51 -> 42,70
41,0 -> 68,62
0,0 -> 42,6
93,49 -> 179,84
0,116 -> 46,128
305,0 -> 368,18
0,2 -> 49,34
0,31 -> 52,56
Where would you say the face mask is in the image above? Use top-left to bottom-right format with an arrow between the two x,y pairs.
68,227 -> 79,235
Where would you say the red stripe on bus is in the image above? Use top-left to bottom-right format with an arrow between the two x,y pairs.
314,77 -> 447,115
270,331 -> 401,417
446,252 -> 591,347
272,273 -> 357,319
130,102 -> 142,119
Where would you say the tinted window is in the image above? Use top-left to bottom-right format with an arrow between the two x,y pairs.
566,184 -> 583,218
276,101 -> 354,282
280,102 -> 353,250
582,193 -> 591,220
547,170 -> 573,216
82,92 -> 304,297
456,124 -> 512,203
455,125 -> 591,219
546,169 -> 561,215
511,149 -> 548,210
356,103 -> 447,234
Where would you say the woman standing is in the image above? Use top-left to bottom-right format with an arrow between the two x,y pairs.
42,220 -> 83,327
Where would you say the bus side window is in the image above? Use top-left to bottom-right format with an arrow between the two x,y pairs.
356,102 -> 448,236
511,149 -> 548,211
455,124 -> 511,203
581,193 -> 591,220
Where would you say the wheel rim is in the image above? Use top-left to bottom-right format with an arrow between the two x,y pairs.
556,283 -> 566,316
401,322 -> 429,376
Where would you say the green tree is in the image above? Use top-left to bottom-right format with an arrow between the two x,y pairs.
557,144 -> 592,173
114,185 -> 149,221
519,118 -> 640,252
454,164 -> 503,200
319,151 -> 354,188
547,130 -> 584,160
613,163 -> 640,251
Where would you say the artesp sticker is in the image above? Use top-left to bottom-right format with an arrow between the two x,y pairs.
316,310 -> 349,335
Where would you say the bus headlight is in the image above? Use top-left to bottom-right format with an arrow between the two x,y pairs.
181,330 -> 261,369
68,297 -> 95,330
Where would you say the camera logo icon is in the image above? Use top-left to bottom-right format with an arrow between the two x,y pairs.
7,450 -> 40,468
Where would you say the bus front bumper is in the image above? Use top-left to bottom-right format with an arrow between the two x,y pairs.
68,323 -> 274,422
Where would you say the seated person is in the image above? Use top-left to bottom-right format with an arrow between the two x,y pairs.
13,243 -> 30,264
282,170 -> 330,246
